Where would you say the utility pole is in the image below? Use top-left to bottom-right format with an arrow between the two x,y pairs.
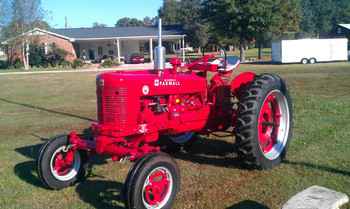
65,16 -> 68,28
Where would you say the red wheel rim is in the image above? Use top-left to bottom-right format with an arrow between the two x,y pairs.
50,146 -> 81,181
53,149 -> 75,176
258,90 -> 290,160
142,167 -> 173,209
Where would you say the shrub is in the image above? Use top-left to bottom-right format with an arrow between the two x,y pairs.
13,59 -> 23,69
0,60 -> 8,69
101,59 -> 121,68
29,44 -> 47,67
101,58 -> 114,68
72,59 -> 84,69
59,60 -> 71,68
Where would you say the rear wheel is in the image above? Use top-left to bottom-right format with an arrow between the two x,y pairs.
37,135 -> 88,189
124,153 -> 180,209
309,58 -> 317,64
235,74 -> 293,169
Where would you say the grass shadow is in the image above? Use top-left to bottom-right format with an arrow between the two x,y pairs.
76,179 -> 125,209
14,160 -> 45,188
0,97 -> 95,122
227,200 -> 270,209
284,160 -> 350,177
168,135 -> 249,169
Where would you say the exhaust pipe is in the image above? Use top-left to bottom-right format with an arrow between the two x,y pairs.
154,18 -> 166,71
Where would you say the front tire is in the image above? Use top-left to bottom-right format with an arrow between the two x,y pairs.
235,74 -> 293,169
37,135 -> 88,189
124,153 -> 180,209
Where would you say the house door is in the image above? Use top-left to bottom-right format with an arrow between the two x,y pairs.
89,49 -> 95,60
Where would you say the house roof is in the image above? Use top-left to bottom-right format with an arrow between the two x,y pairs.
1,25 -> 185,44
50,25 -> 185,40
338,24 -> 350,30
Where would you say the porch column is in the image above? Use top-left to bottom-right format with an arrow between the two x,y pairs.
116,39 -> 121,63
149,38 -> 153,63
182,36 -> 185,62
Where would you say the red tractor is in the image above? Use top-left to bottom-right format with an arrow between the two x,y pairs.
37,19 -> 292,209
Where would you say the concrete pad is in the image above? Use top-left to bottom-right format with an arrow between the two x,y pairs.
282,186 -> 349,209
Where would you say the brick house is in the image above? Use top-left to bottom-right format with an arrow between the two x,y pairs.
1,26 -> 186,63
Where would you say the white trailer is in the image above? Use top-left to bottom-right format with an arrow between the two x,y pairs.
272,38 -> 348,64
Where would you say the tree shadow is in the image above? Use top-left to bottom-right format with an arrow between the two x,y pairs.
0,97 -> 95,122
227,200 -> 270,209
284,160 -> 350,177
75,179 -> 125,209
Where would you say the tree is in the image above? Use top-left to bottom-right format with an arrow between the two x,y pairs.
159,0 -> 209,49
255,0 -> 300,59
143,16 -> 156,26
203,0 -> 300,61
159,0 -> 182,25
115,17 -> 144,27
92,22 -> 107,28
2,0 -> 46,69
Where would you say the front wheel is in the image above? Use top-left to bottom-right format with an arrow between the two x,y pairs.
37,135 -> 88,189
235,74 -> 293,169
124,153 -> 180,209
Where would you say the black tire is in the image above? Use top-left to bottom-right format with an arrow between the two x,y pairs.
309,58 -> 317,64
301,58 -> 309,64
235,74 -> 293,169
37,135 -> 88,190
124,153 -> 180,209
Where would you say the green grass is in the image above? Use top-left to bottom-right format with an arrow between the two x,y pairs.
0,62 -> 350,209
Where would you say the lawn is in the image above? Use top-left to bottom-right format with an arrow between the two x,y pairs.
0,62 -> 350,209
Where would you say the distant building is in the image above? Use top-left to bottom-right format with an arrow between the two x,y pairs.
1,26 -> 186,63
334,24 -> 350,38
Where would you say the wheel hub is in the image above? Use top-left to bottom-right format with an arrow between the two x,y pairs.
258,90 -> 290,160
50,145 -> 81,181
143,167 -> 173,209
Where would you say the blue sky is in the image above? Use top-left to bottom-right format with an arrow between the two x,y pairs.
42,0 -> 163,28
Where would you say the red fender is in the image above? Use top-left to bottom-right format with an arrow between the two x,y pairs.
230,72 -> 256,95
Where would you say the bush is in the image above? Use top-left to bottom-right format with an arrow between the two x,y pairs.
13,59 -> 23,69
101,58 -> 114,68
29,44 -> 47,67
72,59 -> 84,69
101,58 -> 121,68
0,60 -> 8,69
28,43 -> 69,68
60,60 -> 71,68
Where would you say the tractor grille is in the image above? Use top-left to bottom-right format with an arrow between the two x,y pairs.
97,87 -> 128,128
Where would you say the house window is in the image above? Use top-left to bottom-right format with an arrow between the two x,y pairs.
108,50 -> 114,55
98,46 -> 103,56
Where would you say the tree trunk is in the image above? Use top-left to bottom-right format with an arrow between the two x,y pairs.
22,41 -> 29,70
239,40 -> 246,62
258,41 -> 262,60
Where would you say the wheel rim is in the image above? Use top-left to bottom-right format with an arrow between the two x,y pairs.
258,90 -> 290,160
142,167 -> 173,209
50,146 -> 81,181
302,59 -> 308,64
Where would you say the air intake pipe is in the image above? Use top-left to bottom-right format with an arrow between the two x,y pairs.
154,18 -> 166,71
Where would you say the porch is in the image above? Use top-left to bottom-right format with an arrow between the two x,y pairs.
73,36 -> 186,64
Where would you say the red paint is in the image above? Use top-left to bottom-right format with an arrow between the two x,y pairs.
230,72 -> 256,95
144,168 -> 171,206
258,94 -> 281,153
53,149 -> 75,176
66,54 -> 257,161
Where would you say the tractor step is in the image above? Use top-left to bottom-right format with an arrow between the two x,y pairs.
282,185 -> 349,209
